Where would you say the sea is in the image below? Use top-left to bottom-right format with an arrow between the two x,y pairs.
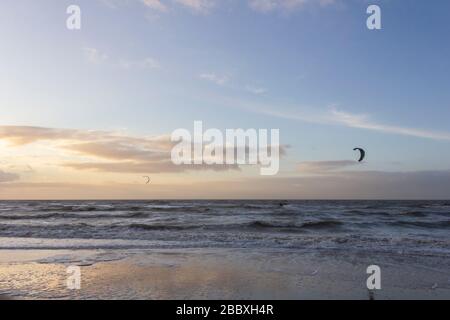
0,200 -> 448,258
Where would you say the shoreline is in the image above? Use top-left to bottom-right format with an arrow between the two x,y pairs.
0,248 -> 448,300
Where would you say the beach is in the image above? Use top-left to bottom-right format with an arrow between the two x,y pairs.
0,200 -> 449,299
0,247 -> 449,300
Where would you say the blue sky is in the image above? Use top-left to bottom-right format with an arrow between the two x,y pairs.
1,0 -> 450,199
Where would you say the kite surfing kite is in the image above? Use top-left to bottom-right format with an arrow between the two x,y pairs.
353,148 -> 366,162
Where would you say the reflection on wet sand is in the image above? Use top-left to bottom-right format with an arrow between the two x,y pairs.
0,249 -> 449,300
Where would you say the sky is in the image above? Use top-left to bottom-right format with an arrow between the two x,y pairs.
0,0 -> 450,199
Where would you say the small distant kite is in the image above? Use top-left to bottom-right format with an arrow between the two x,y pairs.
353,148 -> 366,162
142,176 -> 151,184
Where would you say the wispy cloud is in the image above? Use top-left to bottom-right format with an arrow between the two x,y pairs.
141,0 -> 168,12
99,0 -> 334,15
64,161 -> 237,174
98,0 -> 123,9
0,126 -> 85,146
83,47 -> 161,70
200,73 -> 230,86
119,57 -> 161,70
248,0 -> 336,13
174,0 -> 215,13
236,99 -> 450,141
329,108 -> 450,141
0,170 -> 19,183
82,48 -> 108,64
245,85 -> 267,95
100,0 -> 214,13
298,160 -> 358,173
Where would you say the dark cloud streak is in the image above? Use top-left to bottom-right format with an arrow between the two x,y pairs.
0,170 -> 19,183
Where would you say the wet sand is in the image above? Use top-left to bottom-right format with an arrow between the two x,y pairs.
0,249 -> 449,300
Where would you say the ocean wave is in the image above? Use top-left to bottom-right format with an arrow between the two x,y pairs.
247,220 -> 343,230
390,220 -> 450,229
1,200 -> 449,254
128,223 -> 193,231
0,211 -> 150,220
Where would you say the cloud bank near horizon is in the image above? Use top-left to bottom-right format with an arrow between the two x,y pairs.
2,169 -> 450,200
0,125 -> 288,175
1,125 -> 450,199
